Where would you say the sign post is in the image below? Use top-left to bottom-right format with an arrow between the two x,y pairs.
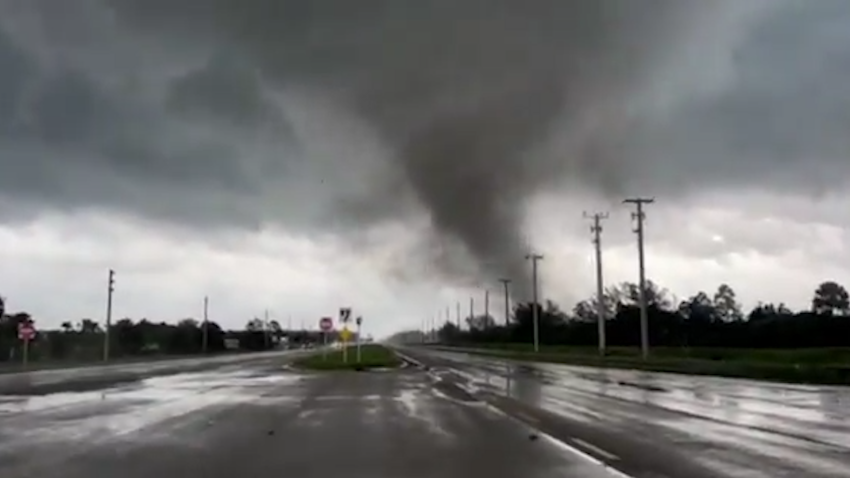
355,316 -> 363,362
319,317 -> 333,360
339,307 -> 351,363
17,322 -> 35,368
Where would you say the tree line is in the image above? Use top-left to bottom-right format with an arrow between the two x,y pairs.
0,313 -> 330,365
436,280 -> 850,349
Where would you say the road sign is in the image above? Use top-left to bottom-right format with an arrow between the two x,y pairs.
319,317 -> 333,332
339,307 -> 351,323
340,327 -> 352,342
17,323 -> 35,341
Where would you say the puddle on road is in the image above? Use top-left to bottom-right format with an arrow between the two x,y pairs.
394,388 -> 455,440
664,418 -> 850,478
0,369 -> 305,450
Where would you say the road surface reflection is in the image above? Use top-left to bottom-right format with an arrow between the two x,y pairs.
427,349 -> 850,478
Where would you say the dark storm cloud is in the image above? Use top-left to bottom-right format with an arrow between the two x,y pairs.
617,0 -> 850,197
99,0 -> 696,294
1,0 -> 849,293
166,50 -> 294,135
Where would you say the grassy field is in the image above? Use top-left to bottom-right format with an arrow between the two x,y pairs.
293,344 -> 401,371
439,343 -> 850,385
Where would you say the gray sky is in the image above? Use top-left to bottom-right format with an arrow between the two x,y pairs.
1,0 -> 849,337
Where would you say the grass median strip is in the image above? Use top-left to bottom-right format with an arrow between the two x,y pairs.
293,344 -> 402,371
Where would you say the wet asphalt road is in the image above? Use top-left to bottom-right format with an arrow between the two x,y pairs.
0,350 -> 621,478
398,346 -> 850,478
0,351 -> 310,396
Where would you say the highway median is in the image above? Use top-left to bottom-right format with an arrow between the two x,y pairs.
292,344 -> 402,371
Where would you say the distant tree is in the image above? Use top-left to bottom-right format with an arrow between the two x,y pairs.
466,314 -> 496,330
178,318 -> 199,328
8,312 -> 32,327
572,300 -> 596,322
747,302 -> 793,321
612,280 -> 673,310
573,290 -> 617,323
713,284 -> 743,322
60,321 -> 74,333
245,318 -> 265,331
682,291 -> 716,322
437,321 -> 461,342
113,318 -> 143,356
79,319 -> 101,333
812,281 -> 850,315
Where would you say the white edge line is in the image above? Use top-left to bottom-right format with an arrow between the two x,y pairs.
431,386 -> 488,408
406,349 -> 632,478
539,434 -> 632,478
573,438 -> 619,461
482,404 -> 634,478
404,353 -> 628,476
393,350 -> 423,367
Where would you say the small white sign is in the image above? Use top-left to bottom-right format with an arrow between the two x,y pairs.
339,307 -> 351,323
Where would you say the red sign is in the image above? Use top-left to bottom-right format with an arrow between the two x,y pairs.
319,317 -> 333,332
17,323 -> 35,341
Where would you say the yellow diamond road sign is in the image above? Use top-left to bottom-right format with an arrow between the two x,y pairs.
340,327 -> 352,342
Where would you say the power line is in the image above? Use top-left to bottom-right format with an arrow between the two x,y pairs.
623,197 -> 654,359
525,253 -> 543,352
584,212 -> 608,356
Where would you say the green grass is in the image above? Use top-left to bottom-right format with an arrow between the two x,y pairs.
293,344 -> 401,371
438,343 -> 850,385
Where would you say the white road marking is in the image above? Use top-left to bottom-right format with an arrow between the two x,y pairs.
392,350 -> 423,367
516,411 -> 540,425
573,438 -> 620,461
538,433 -> 633,478
482,402 -> 633,478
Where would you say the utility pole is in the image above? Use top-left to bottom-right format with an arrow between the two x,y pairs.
499,278 -> 511,326
104,269 -> 115,362
584,212 -> 609,356
263,309 -> 271,349
469,296 -> 474,321
202,295 -> 209,353
484,289 -> 490,325
355,316 -> 363,362
445,306 -> 450,340
456,301 -> 461,329
623,197 -> 654,359
525,254 -> 543,352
